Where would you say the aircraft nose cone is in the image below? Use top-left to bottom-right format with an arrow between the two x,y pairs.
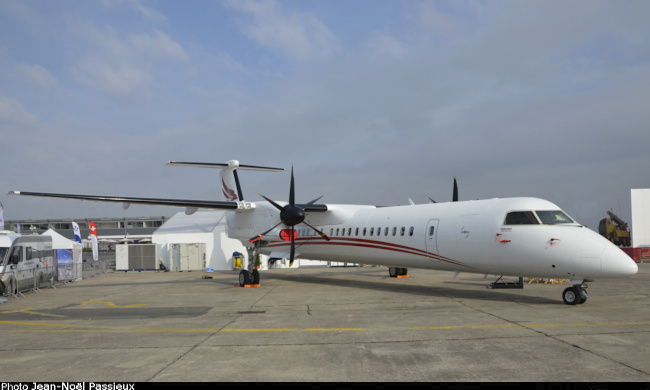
605,247 -> 638,277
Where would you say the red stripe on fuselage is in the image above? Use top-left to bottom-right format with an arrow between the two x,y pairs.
267,237 -> 470,268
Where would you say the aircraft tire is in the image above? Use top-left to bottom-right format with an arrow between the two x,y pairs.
252,269 -> 260,284
239,270 -> 250,286
562,287 -> 581,305
389,267 -> 399,277
399,268 -> 408,276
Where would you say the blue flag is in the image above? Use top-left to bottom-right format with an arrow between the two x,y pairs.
72,222 -> 82,243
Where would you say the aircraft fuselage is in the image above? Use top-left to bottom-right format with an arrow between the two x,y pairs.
226,197 -> 638,282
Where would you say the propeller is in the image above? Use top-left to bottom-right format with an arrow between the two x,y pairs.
427,177 -> 458,203
249,167 -> 330,266
453,177 -> 458,202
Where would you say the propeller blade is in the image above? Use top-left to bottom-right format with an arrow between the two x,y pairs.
303,221 -> 330,241
249,221 -> 284,243
453,177 -> 458,202
289,226 -> 296,267
289,166 -> 295,206
259,194 -> 286,212
303,195 -> 323,209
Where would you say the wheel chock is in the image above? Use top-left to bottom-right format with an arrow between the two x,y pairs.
396,275 -> 409,278
238,284 -> 261,288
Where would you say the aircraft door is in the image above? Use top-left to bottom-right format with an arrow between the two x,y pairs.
425,219 -> 439,261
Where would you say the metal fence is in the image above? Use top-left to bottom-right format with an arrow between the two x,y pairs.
1,256 -> 115,301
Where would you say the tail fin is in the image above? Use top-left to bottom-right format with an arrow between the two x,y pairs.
166,160 -> 283,201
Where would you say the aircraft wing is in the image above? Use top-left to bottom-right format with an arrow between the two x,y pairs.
8,191 -> 239,210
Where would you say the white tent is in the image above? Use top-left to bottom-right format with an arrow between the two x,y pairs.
42,229 -> 82,281
152,210 -> 255,271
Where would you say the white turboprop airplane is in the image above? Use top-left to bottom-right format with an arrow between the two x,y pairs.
9,160 -> 638,305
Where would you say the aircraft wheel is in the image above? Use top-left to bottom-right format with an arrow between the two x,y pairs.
399,268 -> 408,276
579,297 -> 588,304
252,269 -> 260,285
389,267 -> 399,277
239,270 -> 250,286
562,287 -> 581,305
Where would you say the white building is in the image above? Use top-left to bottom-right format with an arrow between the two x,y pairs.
631,189 -> 650,248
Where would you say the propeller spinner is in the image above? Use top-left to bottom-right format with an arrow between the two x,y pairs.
249,167 -> 330,266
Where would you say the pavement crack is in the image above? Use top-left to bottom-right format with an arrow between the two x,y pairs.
146,316 -> 239,381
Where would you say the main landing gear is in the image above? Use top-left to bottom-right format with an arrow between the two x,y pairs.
389,267 -> 408,278
562,283 -> 589,305
239,241 -> 262,287
239,269 -> 260,286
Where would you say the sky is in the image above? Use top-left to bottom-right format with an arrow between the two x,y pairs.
1,0 -> 649,232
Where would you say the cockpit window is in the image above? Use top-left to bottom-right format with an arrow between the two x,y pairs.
535,210 -> 575,225
504,211 -> 539,225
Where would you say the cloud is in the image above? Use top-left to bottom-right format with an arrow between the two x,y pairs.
0,96 -> 38,124
224,0 -> 338,61
0,0 -> 35,22
129,29 -> 189,62
70,57 -> 152,99
67,24 -> 188,99
13,63 -> 58,88
99,0 -> 167,24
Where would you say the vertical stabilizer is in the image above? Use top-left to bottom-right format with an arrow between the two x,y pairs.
221,160 -> 242,201
166,160 -> 284,202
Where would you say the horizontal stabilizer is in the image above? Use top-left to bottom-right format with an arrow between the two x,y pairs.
166,161 -> 283,172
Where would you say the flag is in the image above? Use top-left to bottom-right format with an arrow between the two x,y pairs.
89,221 -> 98,261
72,222 -> 82,243
0,201 -> 4,231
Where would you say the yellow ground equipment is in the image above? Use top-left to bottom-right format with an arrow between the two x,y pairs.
233,252 -> 243,269
599,210 -> 631,247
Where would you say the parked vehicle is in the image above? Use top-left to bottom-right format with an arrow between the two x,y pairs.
0,233 -> 55,295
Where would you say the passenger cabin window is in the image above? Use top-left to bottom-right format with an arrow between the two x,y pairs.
536,210 -> 575,225
428,226 -> 435,236
409,227 -> 414,236
384,227 -> 389,236
400,227 -> 405,236
504,211 -> 539,225
392,227 -> 397,236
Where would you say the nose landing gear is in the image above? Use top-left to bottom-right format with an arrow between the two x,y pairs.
562,283 -> 589,305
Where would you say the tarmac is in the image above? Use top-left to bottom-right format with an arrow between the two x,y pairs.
0,264 -> 648,382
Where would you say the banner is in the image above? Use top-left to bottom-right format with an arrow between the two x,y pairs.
0,201 -> 4,230
89,221 -> 98,261
72,222 -> 82,243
